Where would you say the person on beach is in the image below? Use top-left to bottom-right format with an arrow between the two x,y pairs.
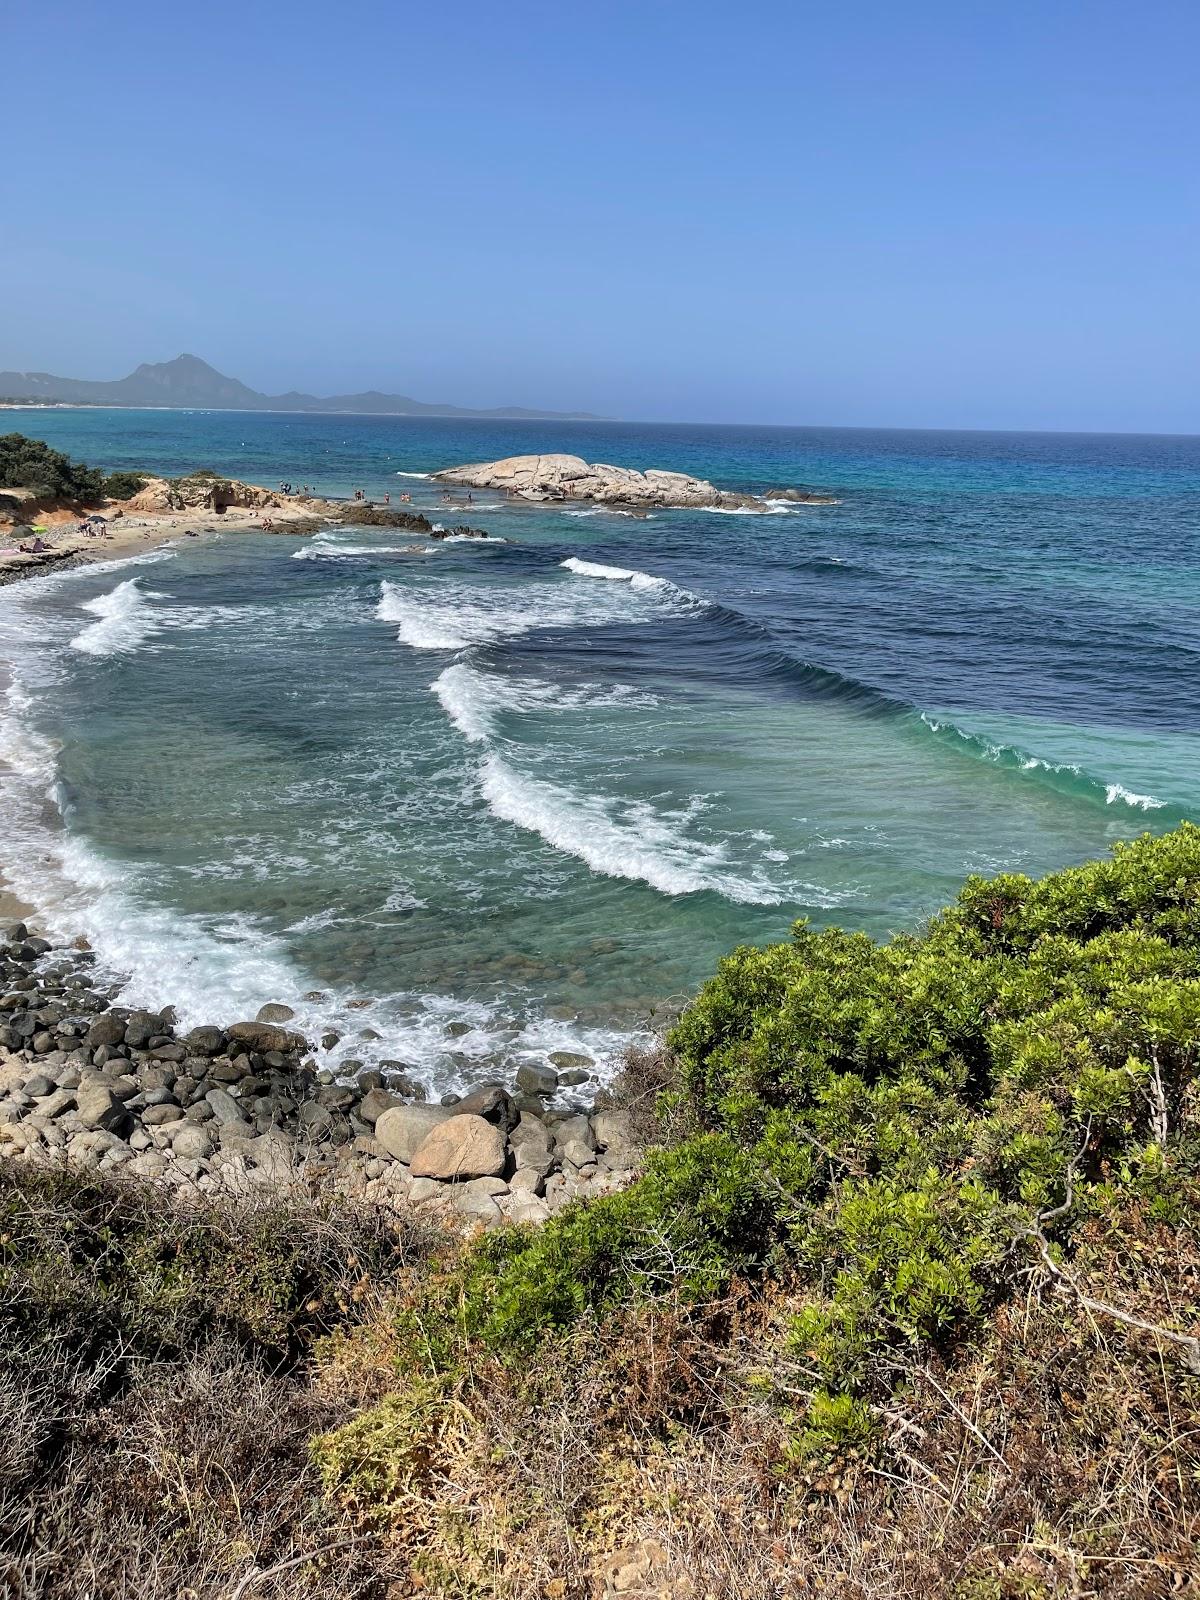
384,491 -> 391,504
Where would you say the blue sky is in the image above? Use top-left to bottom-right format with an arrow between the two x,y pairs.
4,0 -> 1198,429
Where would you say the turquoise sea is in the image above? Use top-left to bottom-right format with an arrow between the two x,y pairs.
2,410 -> 1198,1093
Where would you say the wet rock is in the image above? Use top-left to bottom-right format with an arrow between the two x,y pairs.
409,1114 -> 506,1181
255,1003 -> 295,1024
183,1025 -> 226,1056
549,1051 -> 593,1071
124,1011 -> 167,1050
516,1061 -> 558,1097
226,1021 -> 302,1054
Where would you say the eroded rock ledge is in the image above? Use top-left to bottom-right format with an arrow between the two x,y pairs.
434,453 -> 835,510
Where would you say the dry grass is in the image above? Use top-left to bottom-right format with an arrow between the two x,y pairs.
1,1160 -> 1197,1599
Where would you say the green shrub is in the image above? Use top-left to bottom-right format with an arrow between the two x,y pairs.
103,469 -> 147,499
420,826 -> 1200,1442
0,432 -> 105,501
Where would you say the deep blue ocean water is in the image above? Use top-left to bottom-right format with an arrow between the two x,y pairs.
1,409 -> 1197,1093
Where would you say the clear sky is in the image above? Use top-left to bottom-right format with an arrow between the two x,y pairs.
4,0 -> 1198,430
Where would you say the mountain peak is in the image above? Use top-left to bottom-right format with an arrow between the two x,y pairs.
0,355 -> 605,421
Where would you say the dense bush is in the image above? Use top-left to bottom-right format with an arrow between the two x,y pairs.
398,827 -> 1200,1446
101,469 -> 147,499
0,433 -> 105,501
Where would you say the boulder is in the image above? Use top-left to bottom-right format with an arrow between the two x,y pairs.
75,1082 -> 128,1133
358,1086 -> 403,1125
592,1109 -> 637,1161
374,1103 -> 454,1164
409,1114 -> 507,1181
85,1012 -> 128,1051
204,1087 -> 249,1126
553,1114 -> 596,1154
548,1050 -> 593,1071
124,1010 -> 167,1049
171,1123 -> 214,1162
455,1083 -> 519,1131
453,1176 -> 508,1218
255,1002 -> 295,1024
226,1021 -> 303,1054
516,1061 -> 558,1097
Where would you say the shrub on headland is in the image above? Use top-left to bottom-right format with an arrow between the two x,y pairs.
402,826 -> 1200,1414
0,433 -> 145,503
0,432 -> 105,502
101,468 -> 147,499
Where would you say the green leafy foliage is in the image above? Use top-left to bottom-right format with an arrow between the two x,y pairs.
102,469 -> 147,499
421,827 -> 1200,1450
0,432 -> 105,501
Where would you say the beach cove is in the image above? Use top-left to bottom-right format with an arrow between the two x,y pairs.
1,411 -> 1198,1109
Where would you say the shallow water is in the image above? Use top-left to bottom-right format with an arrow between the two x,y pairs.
1,411 -> 1197,1092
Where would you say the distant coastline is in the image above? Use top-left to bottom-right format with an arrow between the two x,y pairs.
0,353 -> 606,422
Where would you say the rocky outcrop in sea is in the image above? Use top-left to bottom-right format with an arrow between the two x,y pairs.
0,925 -> 638,1226
434,452 -> 835,510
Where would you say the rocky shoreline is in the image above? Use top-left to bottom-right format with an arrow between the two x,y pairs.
0,474 -> 502,585
0,923 -> 639,1227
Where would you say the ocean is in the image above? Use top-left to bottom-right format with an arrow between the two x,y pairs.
2,409 -> 1198,1094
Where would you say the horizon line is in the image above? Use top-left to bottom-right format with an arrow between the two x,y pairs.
1,401 -> 1196,440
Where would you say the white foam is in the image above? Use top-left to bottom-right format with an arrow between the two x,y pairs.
394,470 -> 430,479
479,752 -> 781,904
377,582 -> 481,649
1105,782 -> 1166,810
379,568 -> 683,654
432,662 -> 658,744
292,542 -> 428,561
560,556 -> 697,604
69,579 -> 162,657
563,508 -> 657,520
695,502 -> 809,516
0,694 -> 627,1090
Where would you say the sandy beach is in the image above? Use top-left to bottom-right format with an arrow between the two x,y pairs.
0,496 -> 328,585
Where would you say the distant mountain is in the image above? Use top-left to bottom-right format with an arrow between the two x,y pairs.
0,354 -> 604,420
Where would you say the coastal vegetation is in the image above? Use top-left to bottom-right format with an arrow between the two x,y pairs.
0,433 -> 144,503
2,829 -> 1198,1596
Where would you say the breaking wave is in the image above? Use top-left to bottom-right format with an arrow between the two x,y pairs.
69,579 -> 163,658
478,753 -> 786,904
